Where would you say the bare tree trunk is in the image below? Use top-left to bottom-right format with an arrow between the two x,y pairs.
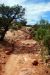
0,26 -> 8,41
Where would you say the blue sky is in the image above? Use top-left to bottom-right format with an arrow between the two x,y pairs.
25,0 -> 50,3
0,0 -> 50,25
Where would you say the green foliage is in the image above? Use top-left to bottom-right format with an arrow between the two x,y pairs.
30,29 -> 36,38
35,27 -> 47,40
31,19 -> 50,56
44,35 -> 50,55
0,4 -> 26,40
16,22 -> 23,29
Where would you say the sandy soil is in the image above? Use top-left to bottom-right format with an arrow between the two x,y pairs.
4,53 -> 50,75
0,29 -> 50,75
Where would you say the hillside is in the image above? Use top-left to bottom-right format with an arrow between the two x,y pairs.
0,28 -> 50,75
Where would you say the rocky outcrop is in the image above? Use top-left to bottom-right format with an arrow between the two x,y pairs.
4,29 -> 31,42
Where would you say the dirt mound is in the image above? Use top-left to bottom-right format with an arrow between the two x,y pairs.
4,39 -> 40,55
13,39 -> 40,54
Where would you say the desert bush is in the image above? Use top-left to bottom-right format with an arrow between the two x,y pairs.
44,35 -> 50,55
35,27 -> 47,40
30,29 -> 36,38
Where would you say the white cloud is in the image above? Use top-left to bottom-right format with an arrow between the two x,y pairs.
0,0 -> 50,24
0,0 -> 25,6
23,2 -> 50,24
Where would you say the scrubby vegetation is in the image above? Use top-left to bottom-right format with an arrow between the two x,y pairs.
44,35 -> 50,55
30,19 -> 50,56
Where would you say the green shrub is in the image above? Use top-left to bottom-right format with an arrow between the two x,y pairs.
46,29 -> 50,35
31,29 -> 36,37
44,35 -> 50,55
35,27 -> 47,40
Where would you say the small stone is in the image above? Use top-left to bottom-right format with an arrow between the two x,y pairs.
32,59 -> 38,66
45,70 -> 48,73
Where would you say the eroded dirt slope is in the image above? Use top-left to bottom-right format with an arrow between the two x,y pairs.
0,29 -> 50,75
4,40 -> 50,75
